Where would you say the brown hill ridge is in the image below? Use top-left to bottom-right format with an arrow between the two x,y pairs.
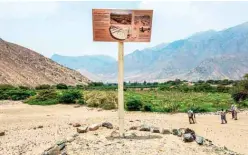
0,38 -> 90,86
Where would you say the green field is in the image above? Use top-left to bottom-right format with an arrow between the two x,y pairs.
125,90 -> 234,113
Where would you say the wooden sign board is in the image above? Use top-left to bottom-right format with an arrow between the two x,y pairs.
92,9 -> 153,42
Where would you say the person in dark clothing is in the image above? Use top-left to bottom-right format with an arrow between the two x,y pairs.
221,109 -> 227,124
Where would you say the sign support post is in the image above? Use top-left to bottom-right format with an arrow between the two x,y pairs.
118,41 -> 124,137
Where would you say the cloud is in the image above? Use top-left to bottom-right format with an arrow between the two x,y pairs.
0,2 -> 60,20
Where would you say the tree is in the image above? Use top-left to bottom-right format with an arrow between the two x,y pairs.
244,73 -> 248,80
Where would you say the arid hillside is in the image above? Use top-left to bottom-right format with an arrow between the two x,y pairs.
0,38 -> 90,86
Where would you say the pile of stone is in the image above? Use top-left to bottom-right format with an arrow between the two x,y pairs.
76,122 -> 113,134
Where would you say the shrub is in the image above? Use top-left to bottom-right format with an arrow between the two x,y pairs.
0,84 -> 15,90
7,89 -> 36,100
77,98 -> 85,105
0,90 -> 9,100
143,102 -> 153,112
25,89 -> 58,105
59,90 -> 81,104
232,92 -> 248,102
56,83 -> 68,89
84,91 -> 117,110
19,86 -> 30,90
35,84 -> 51,90
126,98 -> 142,111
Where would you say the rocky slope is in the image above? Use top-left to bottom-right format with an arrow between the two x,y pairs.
0,38 -> 90,86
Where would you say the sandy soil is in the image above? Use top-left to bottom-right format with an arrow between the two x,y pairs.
0,101 -> 248,155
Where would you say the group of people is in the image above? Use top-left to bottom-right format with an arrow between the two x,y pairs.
187,104 -> 238,124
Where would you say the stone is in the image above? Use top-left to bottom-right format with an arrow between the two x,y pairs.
161,129 -> 171,134
33,127 -> 37,130
139,124 -> 151,132
88,124 -> 100,131
66,137 -> 75,143
46,145 -> 60,155
68,123 -> 72,125
111,131 -> 120,138
73,123 -> 81,127
129,126 -> 138,130
74,105 -> 80,108
184,128 -> 195,134
56,139 -> 66,146
0,131 -> 5,136
183,133 -> 194,142
195,136 -> 204,145
172,129 -> 179,135
72,133 -> 79,138
38,125 -> 43,129
152,127 -> 160,133
58,143 -> 66,151
102,122 -> 113,129
77,126 -> 88,133
97,109 -> 103,112
124,132 -> 137,138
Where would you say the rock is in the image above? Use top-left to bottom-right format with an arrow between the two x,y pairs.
129,126 -> 138,130
195,136 -> 204,145
72,123 -> 81,127
58,143 -> 66,151
102,122 -> 113,129
184,128 -> 195,134
124,132 -> 137,138
183,133 -> 194,142
61,151 -> 67,155
177,130 -> 182,137
129,120 -> 134,122
56,139 -> 66,146
161,129 -> 171,134
172,129 -> 179,135
38,125 -> 43,129
66,137 -> 75,143
72,133 -> 79,138
0,131 -> 5,136
97,109 -> 103,112
139,124 -> 151,132
33,127 -> 37,130
45,145 -> 60,155
111,131 -> 120,138
68,123 -> 72,125
77,126 -> 88,133
74,105 -> 80,108
152,127 -> 160,133
89,124 -> 100,131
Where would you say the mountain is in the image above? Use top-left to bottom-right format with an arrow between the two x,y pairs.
51,54 -> 116,74
184,55 -> 248,81
0,39 -> 90,87
52,21 -> 248,82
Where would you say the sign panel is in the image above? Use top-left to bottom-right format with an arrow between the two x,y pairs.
92,9 -> 153,42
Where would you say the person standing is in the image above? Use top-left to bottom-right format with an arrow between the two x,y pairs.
231,104 -> 235,119
233,105 -> 238,120
188,109 -> 195,124
221,109 -> 227,124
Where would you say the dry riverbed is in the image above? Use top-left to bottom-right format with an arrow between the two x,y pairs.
1,101 -> 248,155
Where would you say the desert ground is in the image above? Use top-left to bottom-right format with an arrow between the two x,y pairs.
0,101 -> 248,155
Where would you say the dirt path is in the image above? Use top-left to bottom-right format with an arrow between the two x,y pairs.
0,101 -> 247,155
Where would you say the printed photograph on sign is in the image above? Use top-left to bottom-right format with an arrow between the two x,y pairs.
110,10 -> 132,25
92,9 -> 153,42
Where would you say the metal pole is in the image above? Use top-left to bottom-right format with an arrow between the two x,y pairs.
118,41 -> 124,137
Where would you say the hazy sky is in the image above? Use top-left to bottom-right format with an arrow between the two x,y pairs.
1,1 -> 248,59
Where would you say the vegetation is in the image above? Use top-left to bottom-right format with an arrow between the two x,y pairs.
1,76 -> 248,112
56,83 -> 68,89
59,90 -> 81,103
